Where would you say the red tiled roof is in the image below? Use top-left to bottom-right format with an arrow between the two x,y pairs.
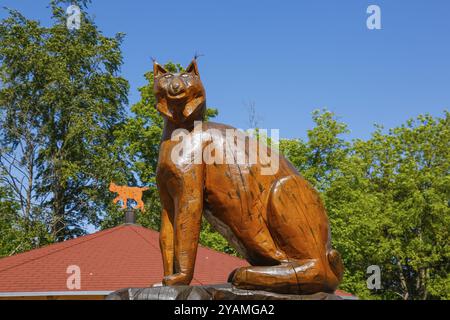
0,224 -> 247,293
0,224 -> 352,298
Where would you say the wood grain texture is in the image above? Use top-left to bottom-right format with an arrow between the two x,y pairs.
154,59 -> 343,295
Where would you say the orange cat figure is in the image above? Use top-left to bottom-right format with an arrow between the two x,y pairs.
109,182 -> 149,211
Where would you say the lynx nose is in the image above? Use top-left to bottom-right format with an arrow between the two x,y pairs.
169,79 -> 184,95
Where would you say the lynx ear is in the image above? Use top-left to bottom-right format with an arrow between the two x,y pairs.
153,62 -> 168,77
186,59 -> 200,76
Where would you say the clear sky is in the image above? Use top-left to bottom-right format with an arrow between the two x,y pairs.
1,0 -> 449,140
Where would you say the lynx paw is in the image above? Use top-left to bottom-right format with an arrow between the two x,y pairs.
162,273 -> 192,286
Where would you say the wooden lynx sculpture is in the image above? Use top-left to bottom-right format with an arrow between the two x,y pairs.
109,182 -> 148,211
154,59 -> 344,295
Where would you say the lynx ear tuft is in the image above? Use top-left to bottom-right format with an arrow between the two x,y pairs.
154,62 -> 168,77
186,59 -> 200,76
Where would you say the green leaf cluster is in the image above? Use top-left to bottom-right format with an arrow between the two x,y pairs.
280,110 -> 449,300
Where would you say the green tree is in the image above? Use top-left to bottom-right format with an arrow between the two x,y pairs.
0,1 -> 129,241
103,62 -> 234,253
281,110 -> 450,300
327,113 -> 450,300
0,184 -> 52,257
280,109 -> 350,192
101,62 -> 181,231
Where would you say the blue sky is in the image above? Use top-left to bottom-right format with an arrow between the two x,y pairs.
1,0 -> 449,140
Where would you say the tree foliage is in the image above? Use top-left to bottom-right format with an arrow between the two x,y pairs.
0,3 -> 129,241
281,110 -> 450,300
103,61 -> 232,253
0,184 -> 52,256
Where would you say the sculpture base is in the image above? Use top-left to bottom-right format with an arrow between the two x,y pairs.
105,284 -> 342,300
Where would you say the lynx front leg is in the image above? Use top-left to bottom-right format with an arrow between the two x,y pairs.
162,166 -> 204,286
113,196 -> 126,209
157,180 -> 177,278
120,197 -> 127,209
160,206 -> 174,276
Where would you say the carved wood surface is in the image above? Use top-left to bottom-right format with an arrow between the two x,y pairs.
154,59 -> 344,295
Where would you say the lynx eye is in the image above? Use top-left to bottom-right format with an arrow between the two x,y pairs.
164,74 -> 173,79
181,73 -> 189,78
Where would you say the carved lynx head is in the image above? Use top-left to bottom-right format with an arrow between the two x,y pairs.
153,59 -> 206,124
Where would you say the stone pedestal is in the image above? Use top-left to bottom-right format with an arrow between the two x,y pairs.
106,284 -> 342,300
